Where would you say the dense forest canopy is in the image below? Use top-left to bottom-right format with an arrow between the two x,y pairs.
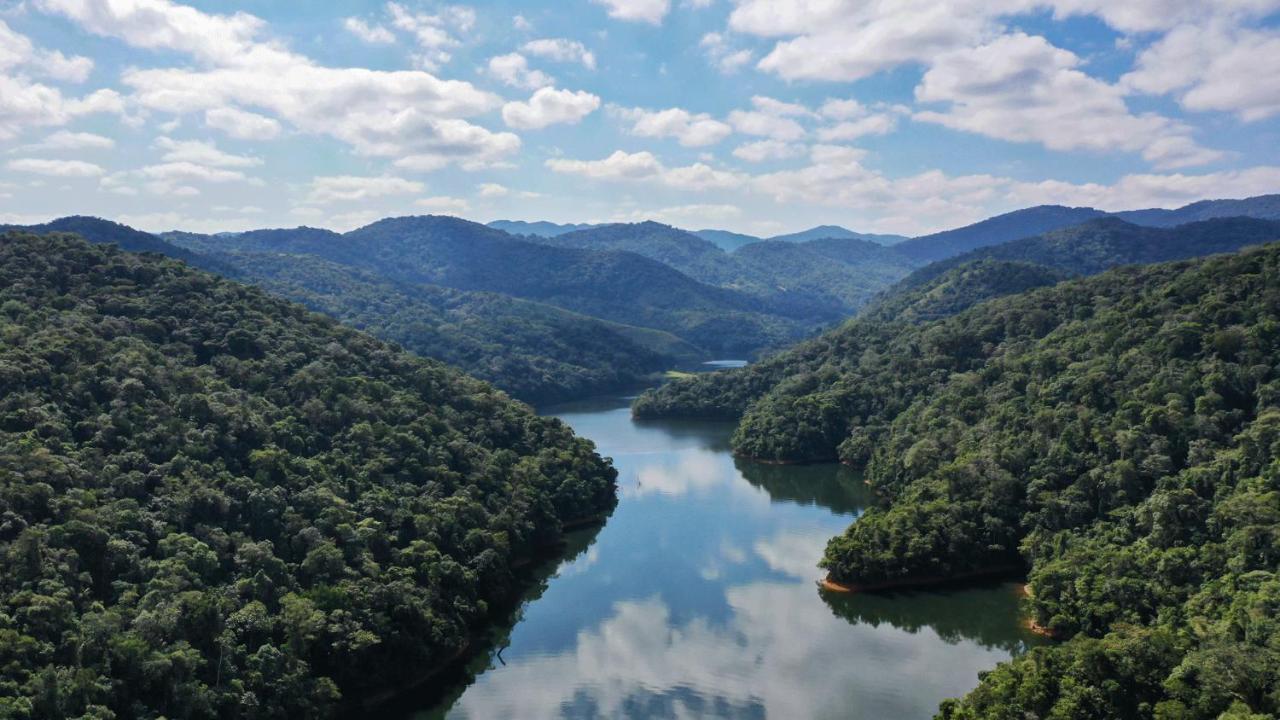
0,231 -> 617,718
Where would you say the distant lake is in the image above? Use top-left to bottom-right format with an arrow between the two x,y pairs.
398,392 -> 1041,719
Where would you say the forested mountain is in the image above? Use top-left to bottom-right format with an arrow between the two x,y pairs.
644,241 -> 1280,716
485,220 -> 598,237
1116,193 -> 1280,227
634,216 -> 1280,435
199,250 -> 691,404
900,216 -> 1280,292
2,216 -> 232,275
767,225 -> 908,246
0,231 -> 618,717
14,218 -> 680,405
535,221 -> 921,317
894,205 -> 1106,264
692,228 -> 760,251
168,215 -> 811,355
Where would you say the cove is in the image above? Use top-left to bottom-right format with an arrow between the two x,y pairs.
393,390 -> 1043,719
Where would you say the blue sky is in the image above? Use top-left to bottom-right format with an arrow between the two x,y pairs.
2,0 -> 1279,236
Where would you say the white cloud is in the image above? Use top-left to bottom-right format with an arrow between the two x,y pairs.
610,105 -> 733,147
513,14 -> 533,31
18,130 -> 114,151
816,114 -> 897,142
487,53 -> 554,90
7,157 -> 104,177
386,1 -> 475,70
547,150 -> 747,191
502,87 -> 600,130
732,139 -> 803,162
522,38 -> 596,69
727,110 -> 805,141
1123,22 -> 1280,122
37,0 -> 508,169
913,33 -> 1223,169
750,95 -> 813,118
155,137 -> 261,168
204,106 -> 282,140
819,99 -> 868,120
415,195 -> 470,213
591,0 -> 670,24
700,32 -> 753,73
343,17 -> 395,44
0,18 -> 94,82
306,175 -> 424,203
0,21 -> 123,139
546,150 -> 664,180
477,182 -> 509,197
611,203 -> 743,226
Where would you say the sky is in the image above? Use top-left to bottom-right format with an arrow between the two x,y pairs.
1,0 -> 1279,237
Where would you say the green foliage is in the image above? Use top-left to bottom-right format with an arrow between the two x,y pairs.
0,232 -> 617,718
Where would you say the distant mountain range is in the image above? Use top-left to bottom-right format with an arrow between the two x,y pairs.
486,219 -> 600,237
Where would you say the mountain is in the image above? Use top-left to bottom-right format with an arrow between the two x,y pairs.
1116,193 -> 1280,227
169,215 -> 811,355
767,225 -> 908,245
13,217 -> 683,404
486,220 -> 599,237
900,216 -> 1280,290
0,229 -> 617,717
894,205 -> 1106,264
2,215 -> 233,274
693,228 -> 761,251
634,216 -> 1280,429
535,221 -> 920,318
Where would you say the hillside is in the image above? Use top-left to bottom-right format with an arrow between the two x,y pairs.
1117,193 -> 1280,227
693,228 -> 760,251
767,225 -> 908,246
0,231 -> 618,717
827,246 -> 1280,719
4,216 -> 233,275
633,216 -> 1280,433
170,216 -> 810,355
540,221 -> 920,317
18,218 -> 680,405
205,250 -> 689,404
895,205 -> 1105,264
485,220 -> 598,237
900,216 -> 1280,290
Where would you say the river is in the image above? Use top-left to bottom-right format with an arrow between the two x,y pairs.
398,387 -> 1041,719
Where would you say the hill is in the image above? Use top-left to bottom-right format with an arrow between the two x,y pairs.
633,216 -> 1280,431
900,216 -> 1280,291
0,230 -> 617,717
15,218 -> 682,405
894,205 -> 1106,264
485,220 -> 598,237
692,228 -> 760,251
767,225 -> 908,245
170,215 -> 810,355
1117,193 -> 1280,227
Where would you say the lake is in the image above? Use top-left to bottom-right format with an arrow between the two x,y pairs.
400,392 -> 1041,719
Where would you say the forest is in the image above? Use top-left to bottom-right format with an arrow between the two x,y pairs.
638,234 -> 1280,717
0,231 -> 617,718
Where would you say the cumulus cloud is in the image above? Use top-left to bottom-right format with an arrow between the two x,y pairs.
547,150 -> 747,191
386,1 -> 475,70
7,157 -> 104,177
343,17 -> 395,44
204,106 -> 282,140
502,87 -> 601,130
18,130 -> 115,151
727,110 -> 805,141
522,38 -> 596,69
36,0 -> 513,170
732,139 -> 803,162
1123,22 -> 1280,122
306,175 -> 424,203
913,33 -> 1223,169
700,32 -> 753,73
591,0 -> 670,25
476,182 -> 509,197
487,53 -> 554,90
610,105 -> 733,147
155,137 -> 261,168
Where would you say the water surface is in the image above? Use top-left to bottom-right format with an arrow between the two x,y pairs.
408,394 -> 1039,719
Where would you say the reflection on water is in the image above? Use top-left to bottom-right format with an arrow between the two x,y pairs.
406,394 -> 1041,720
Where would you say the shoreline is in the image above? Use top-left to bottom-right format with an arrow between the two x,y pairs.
818,564 -> 1026,594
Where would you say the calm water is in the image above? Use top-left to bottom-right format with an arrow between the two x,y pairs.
404,394 -> 1039,719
